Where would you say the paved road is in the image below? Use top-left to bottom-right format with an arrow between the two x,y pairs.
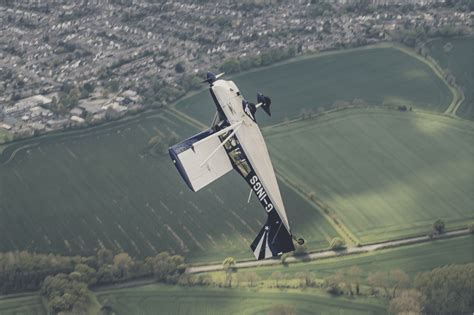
186,228 -> 470,274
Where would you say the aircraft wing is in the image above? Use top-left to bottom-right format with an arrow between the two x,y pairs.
169,128 -> 233,192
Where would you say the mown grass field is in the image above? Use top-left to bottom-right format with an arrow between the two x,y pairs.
96,285 -> 386,315
427,36 -> 474,119
175,45 -> 452,126
0,111 -> 337,263
267,109 -> 474,243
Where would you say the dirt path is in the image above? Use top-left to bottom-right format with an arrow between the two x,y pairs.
186,228 -> 470,274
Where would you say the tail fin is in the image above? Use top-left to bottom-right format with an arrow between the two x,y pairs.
250,210 -> 295,260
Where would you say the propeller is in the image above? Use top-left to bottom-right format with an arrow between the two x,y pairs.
201,71 -> 225,85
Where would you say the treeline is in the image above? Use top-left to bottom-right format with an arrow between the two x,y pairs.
0,250 -> 185,313
180,256 -> 473,315
146,129 -> 179,156
390,25 -> 470,49
219,46 -> 296,75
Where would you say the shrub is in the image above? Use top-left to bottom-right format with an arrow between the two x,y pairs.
330,237 -> 345,250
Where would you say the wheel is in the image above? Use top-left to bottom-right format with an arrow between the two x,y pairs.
297,238 -> 305,245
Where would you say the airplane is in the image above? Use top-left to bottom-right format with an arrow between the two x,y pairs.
169,72 -> 303,260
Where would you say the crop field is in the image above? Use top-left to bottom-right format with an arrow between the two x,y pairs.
0,296 -> 46,315
220,234 -> 474,282
267,109 -> 474,243
0,43 -> 469,266
427,36 -> 474,119
175,45 -> 452,126
0,111 -> 337,262
96,284 -> 385,315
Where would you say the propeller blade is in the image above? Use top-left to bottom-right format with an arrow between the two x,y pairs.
201,72 -> 225,84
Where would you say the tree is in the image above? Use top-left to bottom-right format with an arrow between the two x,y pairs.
368,271 -> 390,297
293,240 -> 308,257
73,264 -> 97,286
220,58 -> 240,74
113,253 -> 133,279
246,271 -> 260,287
330,237 -> 345,250
271,271 -> 284,288
390,269 -> 410,298
175,62 -> 185,73
388,289 -> 426,315
97,264 -> 114,284
97,249 -> 114,266
325,271 -> 344,295
432,219 -> 445,235
222,257 -> 236,287
414,263 -> 474,314
41,273 -> 90,313
348,266 -> 362,295
145,252 -> 185,283
295,271 -> 315,288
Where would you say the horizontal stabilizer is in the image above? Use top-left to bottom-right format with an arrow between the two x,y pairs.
250,209 -> 294,260
257,92 -> 271,116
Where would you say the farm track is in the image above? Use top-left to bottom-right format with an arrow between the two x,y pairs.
276,173 -> 359,246
165,106 -> 208,130
390,43 -> 463,118
186,228 -> 471,274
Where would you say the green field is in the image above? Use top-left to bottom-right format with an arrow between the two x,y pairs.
175,45 -> 453,126
0,286 -> 385,315
267,109 -> 474,243
96,285 -> 385,315
0,43 -> 468,265
0,296 -> 46,315
0,111 -> 337,262
427,36 -> 474,119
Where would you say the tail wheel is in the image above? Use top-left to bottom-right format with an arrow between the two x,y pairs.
297,238 -> 305,245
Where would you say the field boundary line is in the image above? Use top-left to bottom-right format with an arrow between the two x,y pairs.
276,171 -> 360,247
165,107 -> 208,130
390,43 -> 464,117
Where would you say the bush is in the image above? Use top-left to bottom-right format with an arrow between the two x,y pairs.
330,237 -> 345,250
432,219 -> 445,235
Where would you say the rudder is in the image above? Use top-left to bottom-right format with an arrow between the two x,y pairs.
250,210 -> 295,260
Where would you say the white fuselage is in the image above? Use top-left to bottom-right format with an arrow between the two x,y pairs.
210,80 -> 290,231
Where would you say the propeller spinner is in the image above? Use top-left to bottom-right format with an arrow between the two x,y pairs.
201,71 -> 225,85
